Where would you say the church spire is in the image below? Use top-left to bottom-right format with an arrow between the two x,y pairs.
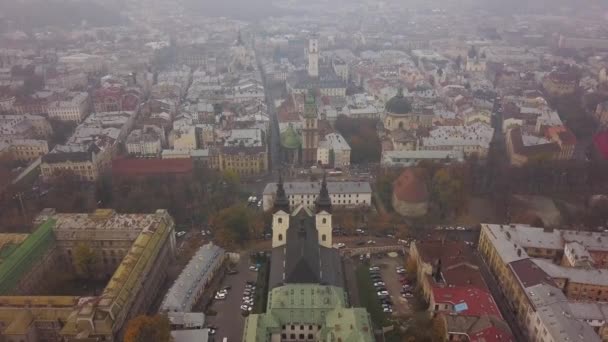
315,173 -> 332,213
274,171 -> 290,213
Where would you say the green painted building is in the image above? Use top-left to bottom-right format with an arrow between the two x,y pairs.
243,183 -> 375,342
243,284 -> 374,342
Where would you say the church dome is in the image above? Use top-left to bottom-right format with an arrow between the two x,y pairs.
385,88 -> 412,115
280,126 -> 302,149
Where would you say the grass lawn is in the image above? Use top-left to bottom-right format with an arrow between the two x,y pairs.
355,265 -> 389,327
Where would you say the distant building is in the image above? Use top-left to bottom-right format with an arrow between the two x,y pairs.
381,150 -> 464,167
383,88 -> 433,131
543,68 -> 579,97
47,92 -> 89,122
126,126 -> 164,156
317,133 -> 351,168
112,158 -> 194,182
596,101 -> 608,128
262,181 -> 372,212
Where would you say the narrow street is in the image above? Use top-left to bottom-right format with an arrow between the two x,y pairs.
256,49 -> 281,173
474,252 -> 526,342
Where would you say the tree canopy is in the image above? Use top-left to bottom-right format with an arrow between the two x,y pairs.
124,314 -> 171,342
335,115 -> 381,164
73,243 -> 97,279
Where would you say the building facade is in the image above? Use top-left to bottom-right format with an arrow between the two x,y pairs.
0,208 -> 176,342
262,181 -> 372,212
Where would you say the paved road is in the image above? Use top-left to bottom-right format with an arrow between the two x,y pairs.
206,255 -> 258,342
256,53 -> 281,173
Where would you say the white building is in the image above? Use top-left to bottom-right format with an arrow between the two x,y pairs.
420,122 -> 494,157
262,181 -> 372,212
126,126 -> 163,156
161,243 -> 225,313
525,283 -> 600,342
48,92 -> 89,122
317,133 -> 351,168
381,150 -> 464,167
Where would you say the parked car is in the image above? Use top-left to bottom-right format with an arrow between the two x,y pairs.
214,292 -> 226,300
249,265 -> 259,272
369,266 -> 380,271
377,290 -> 389,296
240,305 -> 253,311
176,231 -> 186,238
366,240 -> 376,245
373,282 -> 386,287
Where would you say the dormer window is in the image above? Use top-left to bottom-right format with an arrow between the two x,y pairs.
322,218 -> 327,224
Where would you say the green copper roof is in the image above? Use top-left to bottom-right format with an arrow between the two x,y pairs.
243,284 -> 374,342
385,87 -> 412,115
0,219 -> 56,294
280,126 -> 302,149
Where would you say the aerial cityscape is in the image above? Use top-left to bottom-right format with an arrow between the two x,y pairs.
0,0 -> 608,341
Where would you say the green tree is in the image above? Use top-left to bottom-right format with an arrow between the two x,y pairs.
211,205 -> 260,247
124,314 -> 171,342
74,243 -> 97,279
432,168 -> 466,219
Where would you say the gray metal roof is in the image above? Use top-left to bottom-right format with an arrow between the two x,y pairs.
263,181 -> 371,196
161,243 -> 225,312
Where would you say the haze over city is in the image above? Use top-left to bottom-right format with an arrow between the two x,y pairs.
0,0 -> 608,341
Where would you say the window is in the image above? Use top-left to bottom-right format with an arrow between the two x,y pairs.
290,334 -> 295,339
300,325 -> 304,330
308,334 -> 314,339
278,218 -> 283,224
299,334 -> 305,339
322,218 -> 326,224
278,234 -> 283,241
322,234 -> 326,241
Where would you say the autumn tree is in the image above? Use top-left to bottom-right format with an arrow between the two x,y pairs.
431,314 -> 447,342
211,205 -> 260,248
431,167 -> 467,219
74,243 -> 97,279
124,314 -> 171,342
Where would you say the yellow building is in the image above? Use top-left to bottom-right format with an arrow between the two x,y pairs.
478,223 -> 608,341
218,146 -> 268,176
0,209 -> 176,342
3,139 -> 49,162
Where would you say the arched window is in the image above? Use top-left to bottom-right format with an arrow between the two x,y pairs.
322,234 -> 327,241
278,234 -> 283,241
278,217 -> 282,224
322,218 -> 327,224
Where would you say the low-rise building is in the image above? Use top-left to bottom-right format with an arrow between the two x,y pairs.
317,133 -> 351,168
262,181 -> 372,212
126,126 -> 163,156
2,139 -> 49,162
161,243 -> 225,313
381,150 -> 464,167
420,122 -> 494,158
47,92 -> 89,122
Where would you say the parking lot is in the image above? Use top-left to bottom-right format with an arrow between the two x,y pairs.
205,254 -> 259,342
376,256 -> 412,315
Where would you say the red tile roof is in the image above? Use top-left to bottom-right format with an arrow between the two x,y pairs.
470,325 -> 514,342
594,131 -> 608,160
432,287 -> 502,318
392,168 -> 428,203
112,158 -> 193,176
509,258 -> 556,290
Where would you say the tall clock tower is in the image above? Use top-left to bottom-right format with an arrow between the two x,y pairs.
307,34 -> 319,78
301,90 -> 319,165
